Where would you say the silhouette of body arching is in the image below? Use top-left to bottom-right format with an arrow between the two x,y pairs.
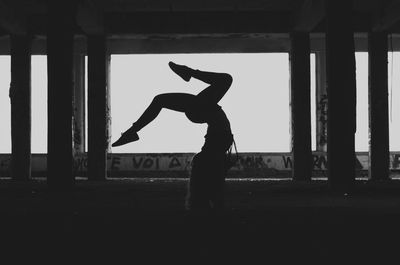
112,62 -> 234,212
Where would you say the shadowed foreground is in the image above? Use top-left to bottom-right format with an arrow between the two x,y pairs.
1,178 -> 400,263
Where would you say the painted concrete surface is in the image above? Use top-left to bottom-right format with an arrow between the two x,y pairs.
1,152 -> 400,178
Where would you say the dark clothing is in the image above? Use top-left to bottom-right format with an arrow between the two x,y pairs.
202,130 -> 233,154
188,107 -> 233,212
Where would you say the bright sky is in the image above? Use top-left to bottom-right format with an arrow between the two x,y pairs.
1,53 -> 400,153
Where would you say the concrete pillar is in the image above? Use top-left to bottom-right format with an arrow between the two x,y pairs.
87,35 -> 109,180
368,32 -> 390,180
106,54 -> 112,153
315,51 -> 328,152
73,53 -> 85,154
290,32 -> 312,181
325,0 -> 356,191
47,2 -> 76,188
10,35 -> 31,181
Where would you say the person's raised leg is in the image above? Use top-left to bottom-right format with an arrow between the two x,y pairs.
112,93 -> 195,147
169,61 -> 233,105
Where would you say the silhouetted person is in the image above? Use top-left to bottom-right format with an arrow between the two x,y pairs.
112,62 -> 234,213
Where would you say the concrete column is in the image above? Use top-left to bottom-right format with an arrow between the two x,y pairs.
368,32 -> 390,180
315,51 -> 328,152
325,0 -> 356,191
47,2 -> 76,188
10,35 -> 31,181
73,53 -> 85,154
290,32 -> 312,181
106,54 -> 112,153
87,35 -> 108,180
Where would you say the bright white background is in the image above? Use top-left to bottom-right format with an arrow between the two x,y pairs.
110,53 -> 290,153
0,56 -> 48,154
389,52 -> 400,151
355,53 -> 369,152
1,53 -> 400,153
0,56 -> 10,153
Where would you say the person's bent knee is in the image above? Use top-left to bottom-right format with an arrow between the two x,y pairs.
219,73 -> 233,88
152,94 -> 163,103
152,94 -> 168,107
224,73 -> 233,86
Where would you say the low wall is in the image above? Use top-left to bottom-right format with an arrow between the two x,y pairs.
1,152 -> 400,178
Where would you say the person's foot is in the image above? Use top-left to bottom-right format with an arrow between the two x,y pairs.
168,62 -> 191,82
112,127 -> 139,147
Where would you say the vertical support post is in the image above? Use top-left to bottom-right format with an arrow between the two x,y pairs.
73,53 -> 86,154
368,32 -> 390,180
325,0 -> 356,191
47,2 -> 76,188
88,35 -> 108,180
315,51 -> 328,152
10,35 -> 31,181
106,53 -> 112,154
290,32 -> 312,181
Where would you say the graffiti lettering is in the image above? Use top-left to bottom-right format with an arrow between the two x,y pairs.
393,154 -> 400,169
318,94 -> 328,147
282,156 -> 292,168
313,155 -> 327,170
74,157 -> 87,171
132,157 -> 160,169
5,153 -> 400,178
169,157 -> 181,169
132,157 -> 143,169
111,156 -> 121,170
73,119 -> 81,147
238,156 -> 267,169
143,158 -> 154,169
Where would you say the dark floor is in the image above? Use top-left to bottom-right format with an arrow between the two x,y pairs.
1,178 -> 400,263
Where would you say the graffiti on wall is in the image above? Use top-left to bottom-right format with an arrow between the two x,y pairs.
0,156 -> 10,172
73,117 -> 82,150
392,154 -> 400,169
1,152 -> 400,178
73,154 -> 192,172
234,154 -> 329,171
317,94 -> 328,147
280,155 -> 328,170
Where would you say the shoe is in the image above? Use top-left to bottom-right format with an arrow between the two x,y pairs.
112,129 -> 139,147
168,62 -> 191,82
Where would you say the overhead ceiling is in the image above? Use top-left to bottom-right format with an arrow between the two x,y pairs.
0,0 -> 383,13
45,0 -> 380,12
0,0 -> 399,54
0,0 -> 399,36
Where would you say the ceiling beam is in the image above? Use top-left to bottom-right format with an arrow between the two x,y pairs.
107,34 -> 291,54
76,0 -> 104,35
372,0 -> 400,31
0,0 -> 27,35
105,11 -> 294,34
294,0 -> 326,32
